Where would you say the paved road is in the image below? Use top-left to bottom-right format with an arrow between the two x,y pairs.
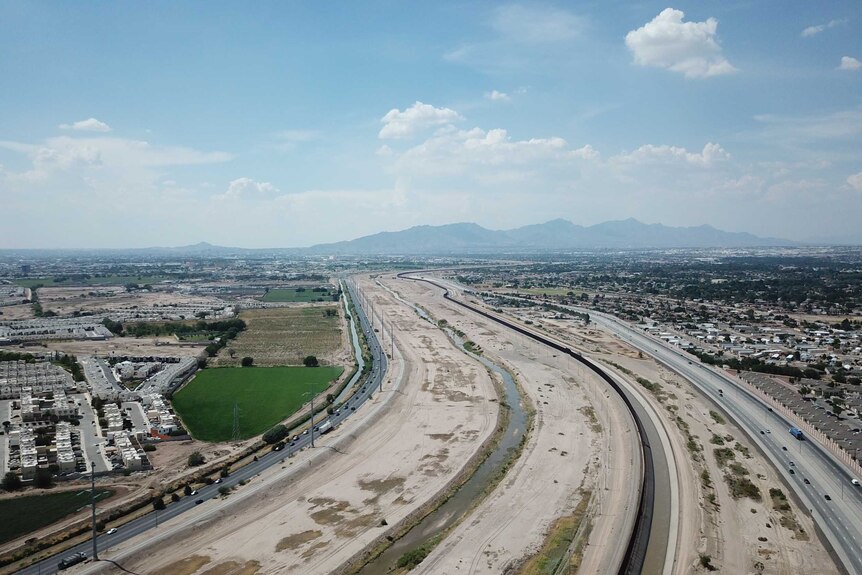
584,309 -> 862,575
404,275 -> 675,575
14,280 -> 387,575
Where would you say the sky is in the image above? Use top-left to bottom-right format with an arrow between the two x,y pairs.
1,1 -> 861,248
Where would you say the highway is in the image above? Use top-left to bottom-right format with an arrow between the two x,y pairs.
14,279 -> 387,575
581,308 -> 862,575
400,274 -> 675,575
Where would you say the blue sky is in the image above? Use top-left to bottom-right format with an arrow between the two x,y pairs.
1,1 -> 860,248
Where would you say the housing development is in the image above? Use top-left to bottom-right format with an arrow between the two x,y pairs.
3,2 -> 862,574
0,243 -> 859,575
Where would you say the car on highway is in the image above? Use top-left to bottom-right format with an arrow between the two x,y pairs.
214,478 -> 221,484
782,446 -> 788,451
852,479 -> 860,486
804,478 -> 810,484
824,494 -> 831,501
195,498 -> 204,505
58,551 -> 87,570
106,528 -> 118,535
789,461 -> 795,466
190,490 -> 198,496
789,469 -> 795,475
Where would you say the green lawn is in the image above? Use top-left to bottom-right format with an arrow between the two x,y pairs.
0,489 -> 113,545
172,366 -> 343,442
261,288 -> 338,302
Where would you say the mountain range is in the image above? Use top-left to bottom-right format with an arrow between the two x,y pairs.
305,218 -> 793,254
0,219 -> 802,256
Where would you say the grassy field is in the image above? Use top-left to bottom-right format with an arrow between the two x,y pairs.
172,366 -> 343,441
214,306 -> 343,367
15,275 -> 172,288
0,489 -> 113,545
261,287 -> 339,302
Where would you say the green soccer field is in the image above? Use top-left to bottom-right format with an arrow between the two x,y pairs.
171,366 -> 343,442
0,489 -> 113,545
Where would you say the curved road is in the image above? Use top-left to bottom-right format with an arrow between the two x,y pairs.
400,273 -> 674,575
14,279 -> 387,575
577,307 -> 862,574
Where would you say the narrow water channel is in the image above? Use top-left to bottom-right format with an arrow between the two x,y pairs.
357,290 -> 527,575
336,280 -> 366,404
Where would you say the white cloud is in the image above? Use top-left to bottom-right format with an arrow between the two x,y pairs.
801,19 -> 847,38
392,126 -> 575,178
492,4 -> 582,44
613,142 -> 729,166
838,56 -> 861,71
625,8 -> 736,78
848,172 -> 862,191
485,90 -> 510,102
221,177 -> 280,200
58,118 -> 112,132
379,101 -> 462,139
0,136 -> 232,185
570,145 -> 599,160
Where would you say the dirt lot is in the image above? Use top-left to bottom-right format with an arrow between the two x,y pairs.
212,305 -> 348,368
536,313 -> 837,574
44,337 -> 206,358
0,303 -> 34,320
88,274 -> 498,575
37,287 -> 227,316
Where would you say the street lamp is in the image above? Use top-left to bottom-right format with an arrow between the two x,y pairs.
302,387 -> 316,448
89,459 -> 99,560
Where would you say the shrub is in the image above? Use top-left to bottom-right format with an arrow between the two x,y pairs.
241,356 -> 254,367
188,451 -> 206,467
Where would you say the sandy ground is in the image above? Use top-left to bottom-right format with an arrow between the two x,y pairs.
44,337 -> 206,357
37,287 -> 227,316
539,314 -> 837,574
0,303 -> 34,320
382,276 -> 638,574
85,274 -> 498,575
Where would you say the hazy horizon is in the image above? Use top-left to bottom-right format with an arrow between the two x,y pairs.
2,2 -> 861,248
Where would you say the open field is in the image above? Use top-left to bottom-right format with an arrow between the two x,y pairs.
172,366 -> 342,442
213,306 -> 345,367
100,274 -> 498,575
36,287 -> 227,317
261,287 -> 338,303
15,275 -> 173,288
0,489 -> 113,545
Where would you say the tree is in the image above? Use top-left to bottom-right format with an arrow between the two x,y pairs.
303,355 -> 319,367
2,472 -> 22,491
153,498 -> 166,511
263,424 -> 288,444
171,492 -> 181,502
241,356 -> 254,367
34,467 -> 53,488
220,466 -> 230,478
184,484 -> 193,496
188,451 -> 206,467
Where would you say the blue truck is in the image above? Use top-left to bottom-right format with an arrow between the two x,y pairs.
789,427 -> 805,440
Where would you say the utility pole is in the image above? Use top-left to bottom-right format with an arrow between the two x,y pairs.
310,392 -> 315,448
91,463 -> 98,560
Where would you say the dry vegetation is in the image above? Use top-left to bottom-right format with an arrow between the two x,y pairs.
214,305 -> 345,367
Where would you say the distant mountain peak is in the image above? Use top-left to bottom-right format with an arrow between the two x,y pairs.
306,219 -> 793,254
